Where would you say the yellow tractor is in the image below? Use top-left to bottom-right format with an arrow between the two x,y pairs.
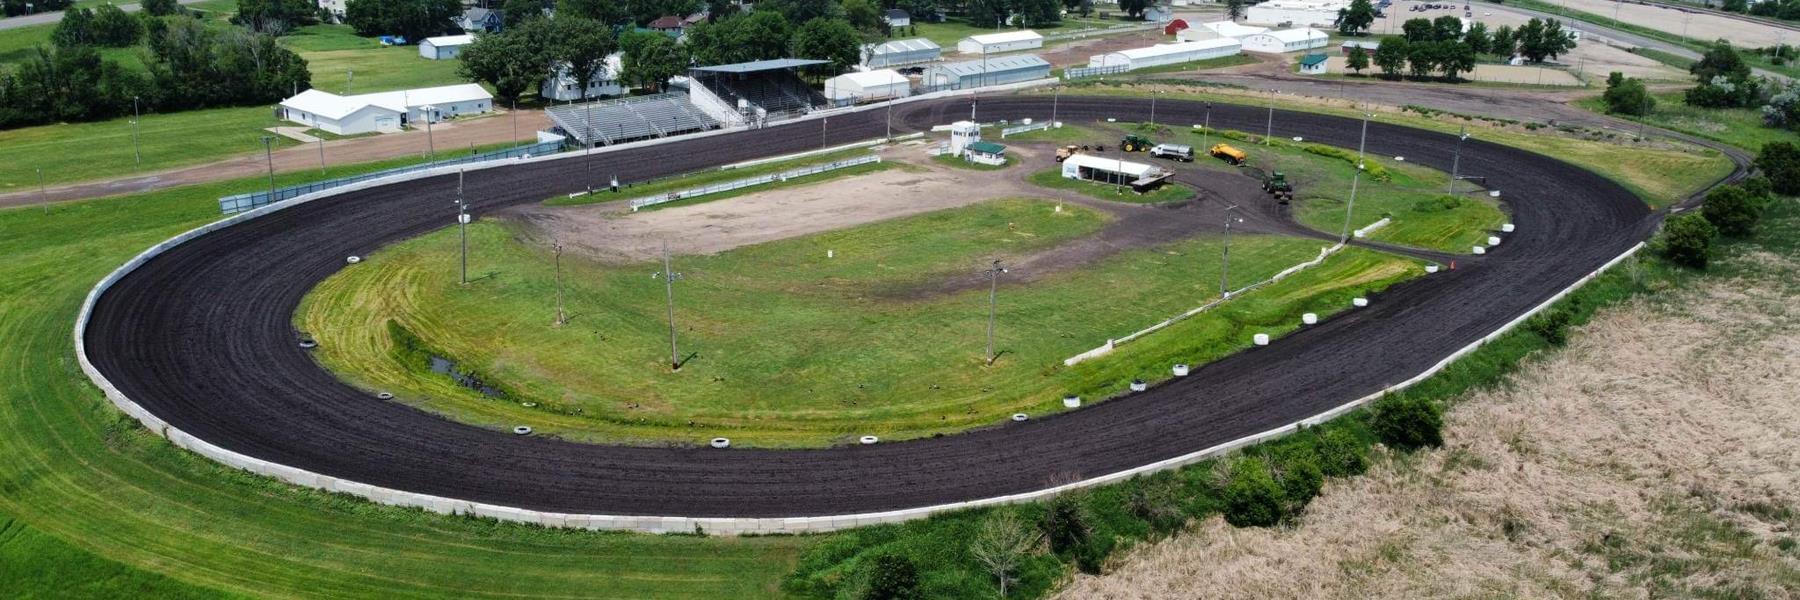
1210,143 -> 1247,165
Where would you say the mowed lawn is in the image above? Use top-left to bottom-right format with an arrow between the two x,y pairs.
1575,92 -> 1795,154
289,25 -> 470,93
0,105 -> 293,190
299,198 -> 1420,447
0,166 -> 810,598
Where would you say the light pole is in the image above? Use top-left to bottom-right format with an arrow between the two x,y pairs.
422,104 -> 437,161
822,116 -> 828,149
654,241 -> 685,370
584,99 -> 594,153
1447,126 -> 1468,195
259,135 -> 277,202
130,95 -> 141,164
885,95 -> 893,140
1264,88 -> 1275,144
1340,111 -> 1372,244
1202,102 -> 1212,151
1052,86 -> 1061,125
984,259 -> 1007,365
552,240 -> 566,327
1149,90 -> 1158,128
455,169 -> 469,285
511,100 -> 518,148
317,136 -> 326,173
1220,204 -> 1242,296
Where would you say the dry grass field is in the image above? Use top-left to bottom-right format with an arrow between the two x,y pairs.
1055,246 -> 1800,598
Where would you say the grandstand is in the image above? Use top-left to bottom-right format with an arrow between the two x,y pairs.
544,93 -> 721,147
689,59 -> 829,123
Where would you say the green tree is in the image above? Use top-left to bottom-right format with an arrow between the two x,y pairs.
1763,81 -> 1800,130
1225,0 -> 1247,21
1015,0 -> 1062,27
1515,18 -> 1575,63
1490,24 -> 1515,57
90,3 -> 143,47
1438,40 -> 1475,80
792,17 -> 861,75
1400,17 -> 1433,42
1373,36 -> 1407,78
1431,14 -> 1462,41
1037,493 -> 1092,555
1658,212 -> 1717,269
1702,184 -> 1768,237
344,0 -> 460,41
1602,71 -> 1655,116
502,0 -> 548,27
1222,457 -> 1286,527
457,21 -> 553,104
235,0 -> 319,33
1463,21 -> 1490,54
1,45 -> 145,126
1118,0 -> 1151,19
1370,394 -> 1443,451
685,11 -> 792,65
1755,141 -> 1800,195
842,0 -> 885,36
51,7 -> 97,47
1693,39 -> 1754,84
758,0 -> 840,23
1273,447 -> 1324,511
1346,45 -> 1370,73
860,554 -> 921,600
1406,39 -> 1439,78
554,0 -> 623,24
626,0 -> 700,24
142,0 -> 183,17
1335,0 -> 1375,36
619,29 -> 689,92
965,0 -> 1008,27
551,17 -> 618,99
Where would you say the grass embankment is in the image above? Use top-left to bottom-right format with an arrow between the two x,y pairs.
1053,84 -> 1736,207
1026,167 -> 1197,204
1575,92 -> 1795,153
0,164 -> 809,598
545,147 -> 881,208
1182,125 -> 1507,253
300,198 -> 1418,447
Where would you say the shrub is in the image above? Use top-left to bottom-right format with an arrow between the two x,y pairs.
1702,185 -> 1768,238
1221,457 -> 1286,527
1315,428 -> 1369,477
1126,477 -> 1186,534
1602,71 -> 1655,116
1037,493 -> 1091,555
1525,307 -> 1573,345
1370,394 -> 1443,451
1272,447 -> 1325,510
1755,142 -> 1800,196
1659,212 -> 1717,269
1073,536 -> 1114,575
860,554 -> 921,600
1302,143 -> 1392,181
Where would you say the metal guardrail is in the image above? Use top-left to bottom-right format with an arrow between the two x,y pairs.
628,155 -> 881,211
1063,64 -> 1131,80
1001,122 -> 1052,137
218,140 -> 566,214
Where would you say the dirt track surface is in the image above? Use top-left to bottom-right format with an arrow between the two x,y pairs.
82,96 -> 1728,518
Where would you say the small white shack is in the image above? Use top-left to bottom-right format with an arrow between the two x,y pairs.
278,83 -> 493,135
1088,38 -> 1242,71
824,69 -> 912,102
1240,28 -> 1329,53
419,34 -> 474,60
957,30 -> 1043,54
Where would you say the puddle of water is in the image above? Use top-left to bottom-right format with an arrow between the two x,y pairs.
428,355 -> 506,398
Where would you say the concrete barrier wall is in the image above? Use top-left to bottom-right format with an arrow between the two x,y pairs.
74,93 -> 1646,535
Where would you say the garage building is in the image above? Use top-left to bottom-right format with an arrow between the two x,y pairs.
1240,28 -> 1329,53
278,83 -> 493,135
1088,38 -> 1242,71
922,54 -> 1050,89
419,34 -> 474,60
824,69 -> 912,102
862,38 -> 941,68
957,30 -> 1043,54
1245,0 -> 1350,27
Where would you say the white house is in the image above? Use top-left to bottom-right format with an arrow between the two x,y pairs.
1177,20 -> 1268,41
1245,0 -> 1350,27
1240,28 -> 1329,53
957,30 -> 1043,54
279,84 -> 493,135
316,0 -> 346,22
419,34 -> 475,60
540,53 -> 626,101
1088,38 -> 1241,71
824,69 -> 912,102
883,8 -> 911,28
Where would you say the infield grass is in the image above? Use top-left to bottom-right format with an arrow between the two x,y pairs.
1574,92 -> 1794,154
299,198 -> 1419,447
1025,167 -> 1197,204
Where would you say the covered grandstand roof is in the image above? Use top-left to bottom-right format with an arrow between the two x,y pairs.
691,58 -> 829,73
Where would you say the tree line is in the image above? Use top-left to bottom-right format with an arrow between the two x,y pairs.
1599,40 -> 1799,134
1,0 -> 70,18
1343,16 -> 1576,82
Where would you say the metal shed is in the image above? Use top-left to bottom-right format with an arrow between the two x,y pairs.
862,38 -> 942,68
922,54 -> 1051,89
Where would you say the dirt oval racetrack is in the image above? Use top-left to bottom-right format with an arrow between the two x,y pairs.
82,96 -> 1682,518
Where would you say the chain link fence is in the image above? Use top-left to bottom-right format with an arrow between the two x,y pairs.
218,140 -> 566,214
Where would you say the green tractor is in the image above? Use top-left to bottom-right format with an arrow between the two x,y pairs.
1120,134 -> 1153,153
1262,171 -> 1293,201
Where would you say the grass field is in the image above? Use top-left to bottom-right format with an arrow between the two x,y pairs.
299,198 -> 1417,447
1574,92 -> 1794,154
0,105 -> 293,190
0,156 -> 811,600
1025,167 -> 1197,204
547,147 -> 884,207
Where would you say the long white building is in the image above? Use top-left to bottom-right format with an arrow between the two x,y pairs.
1177,20 -> 1269,41
1088,39 -> 1242,71
1240,28 -> 1330,53
1246,0 -> 1351,28
957,30 -> 1043,54
278,84 -> 493,135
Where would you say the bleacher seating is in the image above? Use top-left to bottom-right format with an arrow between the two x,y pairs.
698,70 -> 825,118
545,93 -> 720,147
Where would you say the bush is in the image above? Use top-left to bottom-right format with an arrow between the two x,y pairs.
1658,212 -> 1717,269
859,554 -> 921,600
1302,143 -> 1392,181
1037,493 -> 1091,555
1126,477 -> 1186,534
1221,457 -> 1286,527
1315,428 -> 1369,477
1602,71 -> 1655,116
1072,536 -> 1114,575
1702,185 -> 1768,238
1370,394 -> 1443,451
1272,447 -> 1324,510
1525,307 -> 1573,345
1755,142 -> 1800,196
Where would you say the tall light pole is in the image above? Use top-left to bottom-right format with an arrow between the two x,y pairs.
455,169 -> 469,285
260,135 -> 277,203
1447,126 -> 1468,195
885,95 -> 893,140
1340,111 -> 1372,244
1221,204 -> 1242,296
1051,86 -> 1061,125
821,116 -> 828,149
422,104 -> 437,161
654,241 -> 685,370
1149,90 -> 1158,128
984,259 -> 1007,365
584,99 -> 594,153
130,95 -> 141,164
317,136 -> 326,173
552,240 -> 566,327
1202,102 -> 1212,151
1264,88 -> 1275,144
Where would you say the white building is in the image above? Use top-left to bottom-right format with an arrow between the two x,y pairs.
1088,38 -> 1242,71
1240,28 -> 1329,53
957,30 -> 1043,54
922,54 -> 1052,88
824,69 -> 912,102
1061,154 -> 1163,186
540,53 -> 626,101
1177,20 -> 1268,41
316,0 -> 346,22
1299,53 -> 1330,74
419,34 -> 475,60
278,84 -> 493,135
862,38 -> 941,68
1245,0 -> 1350,27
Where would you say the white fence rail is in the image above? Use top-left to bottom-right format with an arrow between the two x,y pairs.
627,155 -> 882,211
1001,122 -> 1053,137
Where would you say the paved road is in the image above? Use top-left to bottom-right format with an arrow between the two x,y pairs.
79,94 -> 1744,519
0,0 -> 205,30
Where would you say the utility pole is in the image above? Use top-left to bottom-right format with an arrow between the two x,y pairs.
1052,86 -> 1060,125
1221,204 -> 1241,296
1202,102 -> 1212,151
260,135 -> 277,203
1448,126 -> 1467,195
886,95 -> 893,140
1340,111 -> 1372,244
822,116 -> 828,149
584,99 -> 594,154
511,100 -> 519,149
552,240 -> 566,327
422,105 -> 437,161
1149,90 -> 1158,128
1264,88 -> 1275,144
131,96 -> 141,164
984,259 -> 1007,365
456,169 -> 469,285
317,136 -> 326,174
655,241 -> 685,370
